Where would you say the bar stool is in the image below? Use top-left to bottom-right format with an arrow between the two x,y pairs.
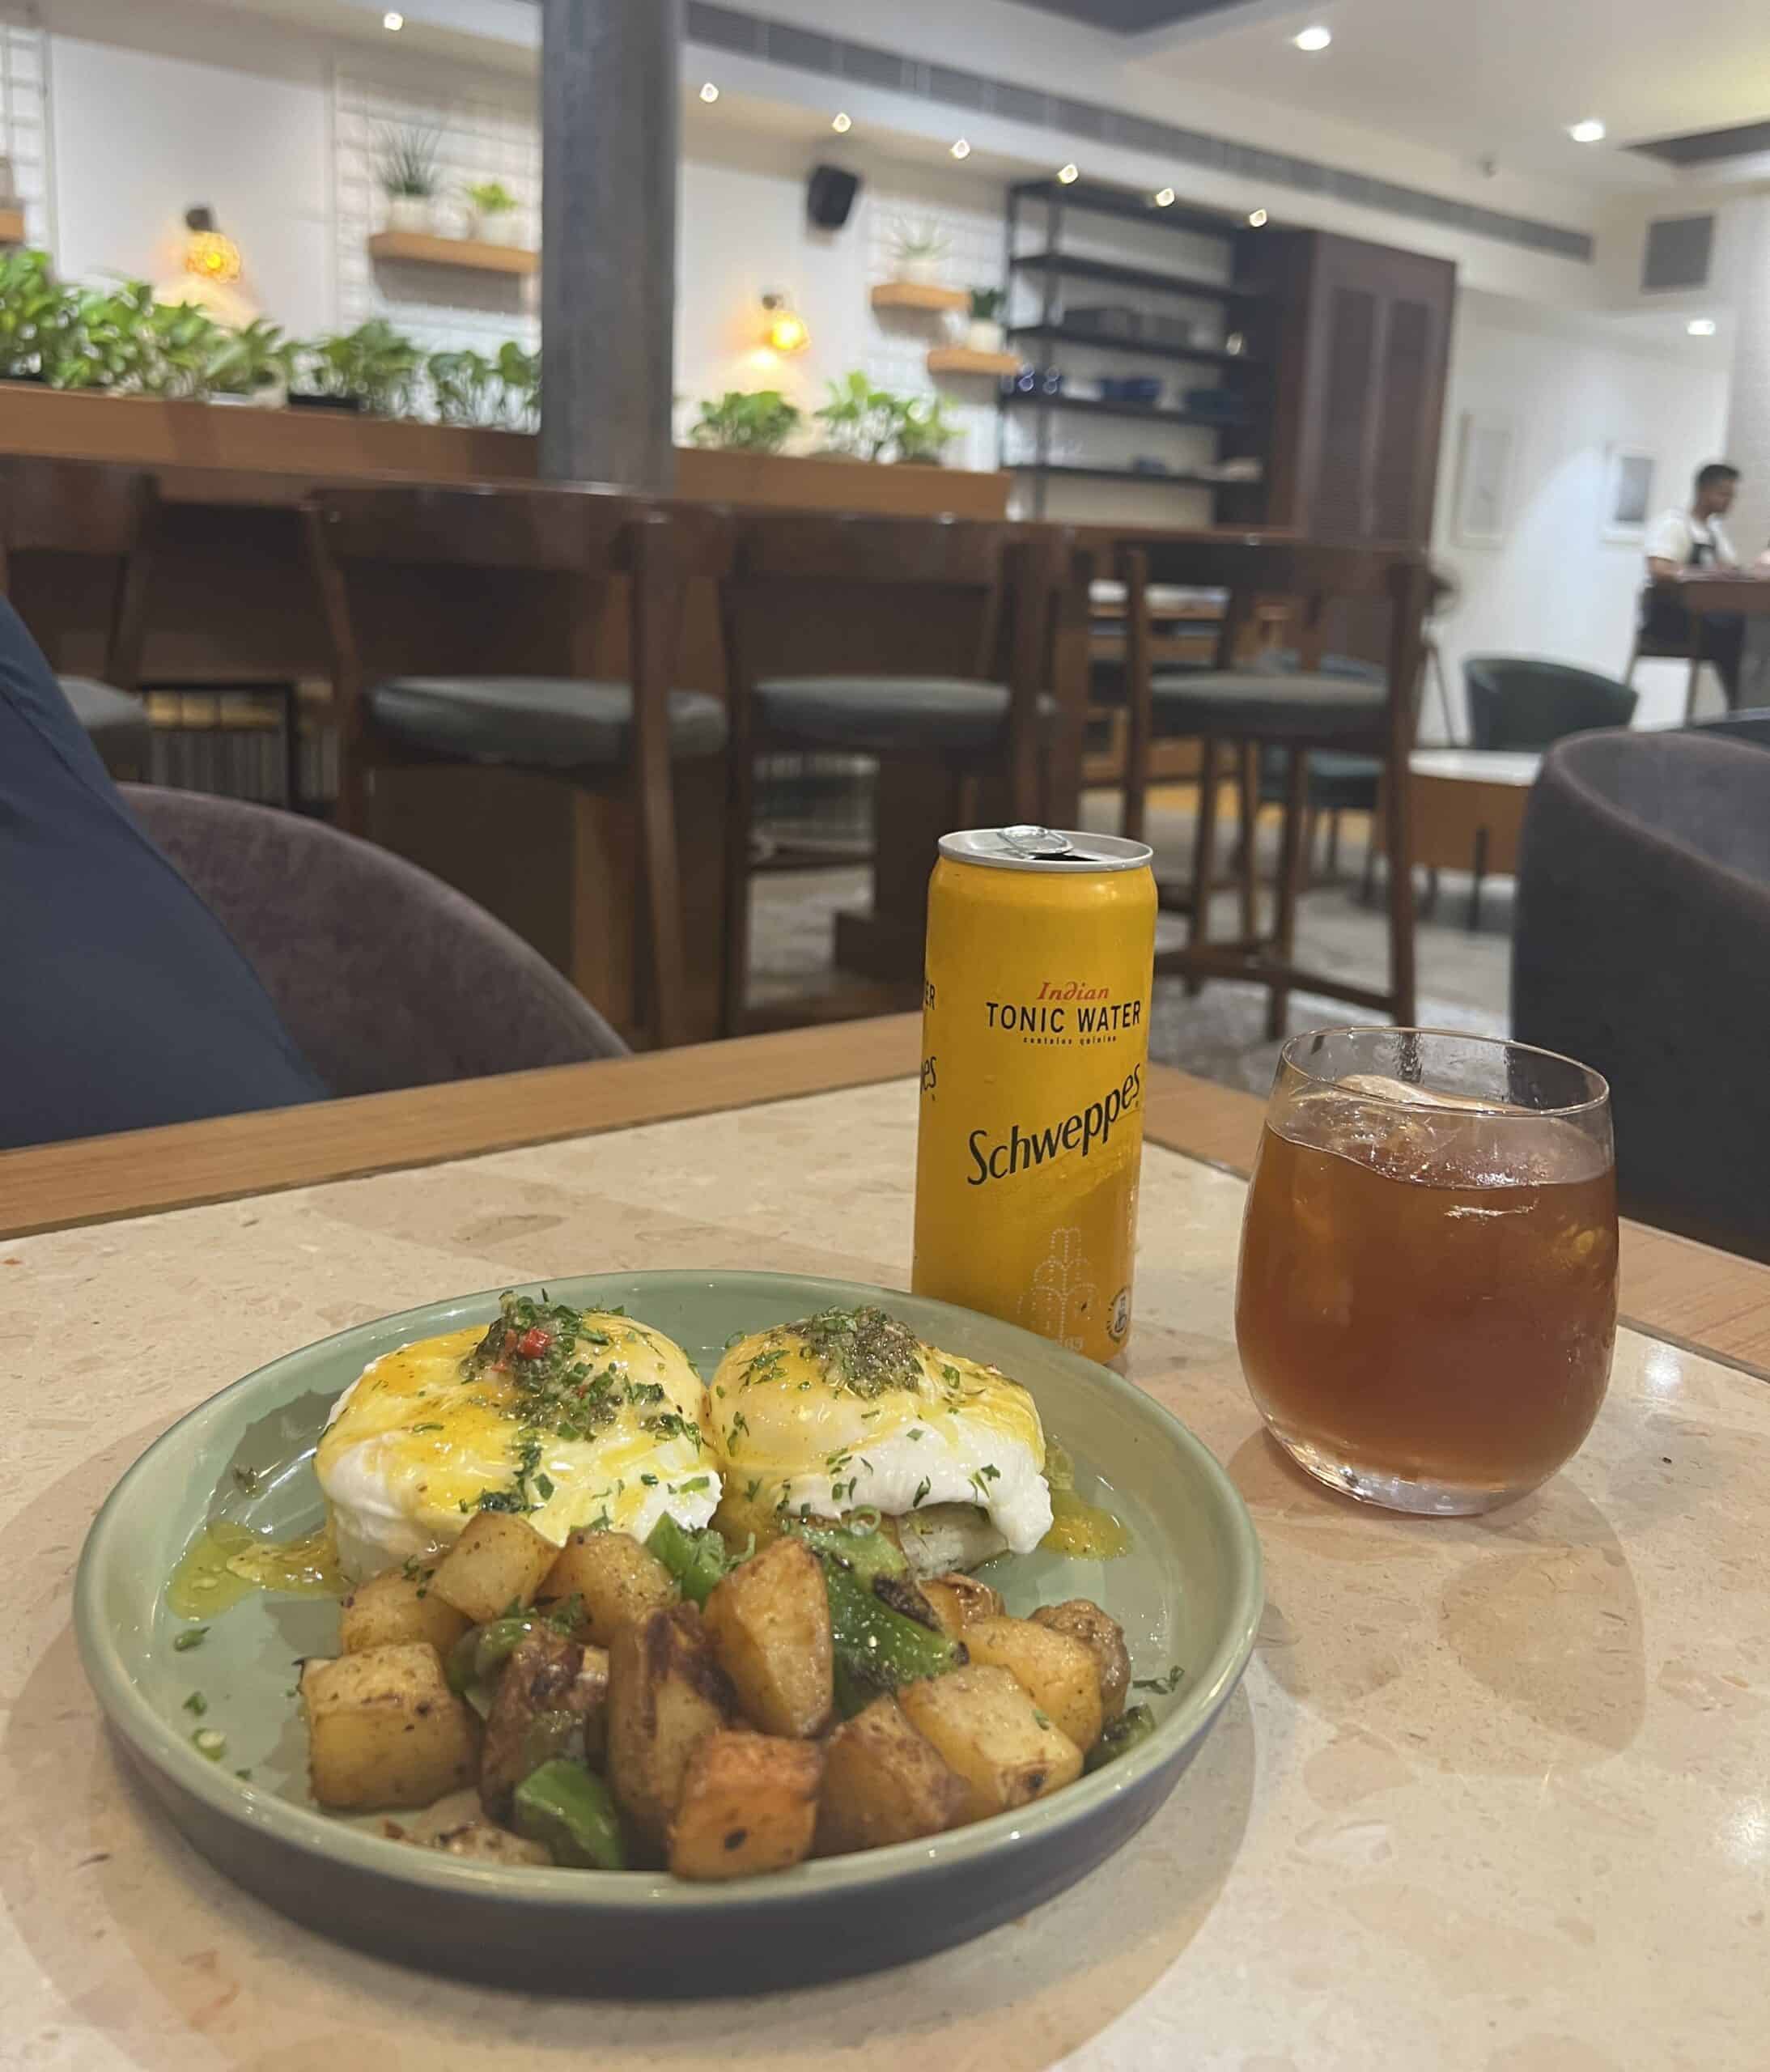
717,512 -> 1088,1033
1118,536 -> 1432,1039
305,482 -> 723,1050
0,456 -> 156,777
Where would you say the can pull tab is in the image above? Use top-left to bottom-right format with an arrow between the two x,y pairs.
998,823 -> 1082,862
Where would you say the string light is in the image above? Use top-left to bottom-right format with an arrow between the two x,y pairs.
1058,163 -> 1080,185
950,138 -> 971,159
699,82 -> 720,104
832,113 -> 852,134
1153,188 -> 1175,207
382,10 -> 403,28
1248,207 -> 1269,227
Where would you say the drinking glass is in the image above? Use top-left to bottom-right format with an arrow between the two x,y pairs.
1234,1027 -> 1618,1515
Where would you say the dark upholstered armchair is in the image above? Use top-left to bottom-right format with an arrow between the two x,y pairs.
1463,657 -> 1636,750
1512,731 -> 1770,1261
123,788 -> 625,1097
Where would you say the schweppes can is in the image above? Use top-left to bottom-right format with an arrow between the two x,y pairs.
912,825 -> 1157,1367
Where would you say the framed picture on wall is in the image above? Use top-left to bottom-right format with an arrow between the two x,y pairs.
1603,447 -> 1658,542
1452,411 -> 1517,548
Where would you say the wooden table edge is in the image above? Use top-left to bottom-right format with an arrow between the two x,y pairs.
6,1029 -> 1770,1384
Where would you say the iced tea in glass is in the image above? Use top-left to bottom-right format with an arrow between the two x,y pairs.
1235,1028 -> 1617,1514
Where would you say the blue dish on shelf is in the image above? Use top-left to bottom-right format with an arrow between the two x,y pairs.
1097,376 -> 1164,406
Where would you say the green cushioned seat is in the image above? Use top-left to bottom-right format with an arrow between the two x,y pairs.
1257,747 -> 1381,812
367,677 -> 728,769
754,675 -> 1054,756
1149,669 -> 1386,741
59,676 -> 151,775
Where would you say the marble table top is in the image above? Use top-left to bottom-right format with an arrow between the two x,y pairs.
1,1079 -> 1761,2070
1410,749 -> 1543,787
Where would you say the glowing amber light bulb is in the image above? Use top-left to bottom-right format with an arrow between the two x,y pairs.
185,229 -> 241,283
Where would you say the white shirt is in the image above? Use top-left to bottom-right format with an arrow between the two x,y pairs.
1645,507 -> 1738,570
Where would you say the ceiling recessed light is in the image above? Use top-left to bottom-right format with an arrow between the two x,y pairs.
382,8 -> 402,26
1292,23 -> 1331,50
831,112 -> 851,134
950,138 -> 971,159
1568,118 -> 1606,143
1058,163 -> 1080,185
1688,317 -> 1717,337
699,81 -> 720,104
1248,207 -> 1269,227
1153,187 -> 1176,207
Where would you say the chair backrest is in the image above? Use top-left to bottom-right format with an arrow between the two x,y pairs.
0,456 -> 158,688
1513,729 -> 1770,1260
1463,656 -> 1636,751
121,784 -> 626,1096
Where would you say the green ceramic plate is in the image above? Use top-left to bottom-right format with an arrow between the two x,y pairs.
76,1270 -> 1261,1995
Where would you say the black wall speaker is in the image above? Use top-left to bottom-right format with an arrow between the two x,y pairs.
807,163 -> 861,230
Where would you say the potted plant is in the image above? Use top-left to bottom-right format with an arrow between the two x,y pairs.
893,393 -> 962,466
428,346 -> 502,427
494,339 -> 540,430
814,371 -> 902,461
48,282 -> 225,399
0,248 -> 76,384
462,180 -> 520,244
377,126 -> 440,235
966,287 -> 1006,355
208,317 -> 296,408
299,319 -> 423,417
689,389 -> 802,454
890,219 -> 950,288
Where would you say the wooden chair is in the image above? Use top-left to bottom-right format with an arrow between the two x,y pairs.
0,456 -> 156,777
716,512 -> 1087,1034
304,482 -> 722,1050
1118,535 -> 1432,1038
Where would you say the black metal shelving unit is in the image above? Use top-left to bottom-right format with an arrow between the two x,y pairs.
1001,177 -> 1275,521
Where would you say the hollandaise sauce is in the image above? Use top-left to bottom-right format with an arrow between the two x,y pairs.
167,1518 -> 342,1619
1041,1488 -> 1131,1559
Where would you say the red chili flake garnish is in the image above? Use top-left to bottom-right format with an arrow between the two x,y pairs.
515,1327 -> 553,1361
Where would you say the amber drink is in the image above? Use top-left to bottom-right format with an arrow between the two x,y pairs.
1235,1028 -> 1617,1514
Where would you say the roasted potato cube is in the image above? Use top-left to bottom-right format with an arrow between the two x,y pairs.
430,1512 -> 557,1624
478,1626 -> 612,1820
302,1642 -> 479,1811
539,1529 -> 679,1645
898,1664 -> 1082,1823
961,1614 -> 1104,1752
668,1729 -> 823,1881
340,1568 -> 471,1658
606,1603 -> 734,1849
918,1572 -> 1005,1641
813,1695 -> 967,1857
702,1535 -> 833,1739
1031,1599 -> 1131,1725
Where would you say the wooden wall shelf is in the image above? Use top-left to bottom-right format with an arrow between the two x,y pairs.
871,282 -> 967,313
927,346 -> 1019,377
0,208 -> 25,246
367,231 -> 537,277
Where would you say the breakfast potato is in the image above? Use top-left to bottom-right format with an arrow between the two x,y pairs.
539,1528 -> 679,1646
918,1572 -> 1006,1642
430,1512 -> 558,1625
478,1626 -> 612,1821
813,1695 -> 967,1857
961,1615 -> 1104,1752
606,1603 -> 735,1849
702,1535 -> 833,1739
898,1664 -> 1082,1823
340,1567 -> 471,1658
302,1641 -> 479,1811
668,1729 -> 824,1881
1031,1599 -> 1131,1726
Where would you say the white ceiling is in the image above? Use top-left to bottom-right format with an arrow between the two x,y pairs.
1140,0 -> 1770,188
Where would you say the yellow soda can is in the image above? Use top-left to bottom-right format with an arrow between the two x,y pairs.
912,825 -> 1157,1366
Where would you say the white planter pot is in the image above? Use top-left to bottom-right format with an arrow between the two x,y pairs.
899,253 -> 945,287
466,210 -> 520,245
384,194 -> 435,235
966,319 -> 1005,354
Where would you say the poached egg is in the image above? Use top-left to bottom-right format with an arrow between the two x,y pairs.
703,1305 -> 1051,1564
317,1294 -> 719,1580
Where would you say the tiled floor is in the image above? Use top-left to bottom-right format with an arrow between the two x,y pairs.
749,788 -> 1513,1096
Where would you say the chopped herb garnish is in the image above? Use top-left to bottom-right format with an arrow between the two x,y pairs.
182,1691 -> 207,1717
723,1330 -> 745,1349
410,1422 -> 444,1434
744,1477 -> 762,1503
235,1767 -> 253,1780
639,1472 -> 659,1486
907,1428 -> 926,1441
1132,1664 -> 1186,1695
1033,1708 -> 1053,1730
533,1473 -> 555,1502
544,1591 -> 585,1634
673,1475 -> 711,1494
172,1627 -> 208,1652
912,1477 -> 932,1508
192,1728 -> 226,1760
231,1465 -> 260,1495
940,1364 -> 961,1386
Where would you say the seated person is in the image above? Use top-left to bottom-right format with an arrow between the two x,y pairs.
0,597 -> 324,1149
1641,461 -> 1748,705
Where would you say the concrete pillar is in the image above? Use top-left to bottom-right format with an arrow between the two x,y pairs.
540,0 -> 679,490
1723,197 -> 1770,558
